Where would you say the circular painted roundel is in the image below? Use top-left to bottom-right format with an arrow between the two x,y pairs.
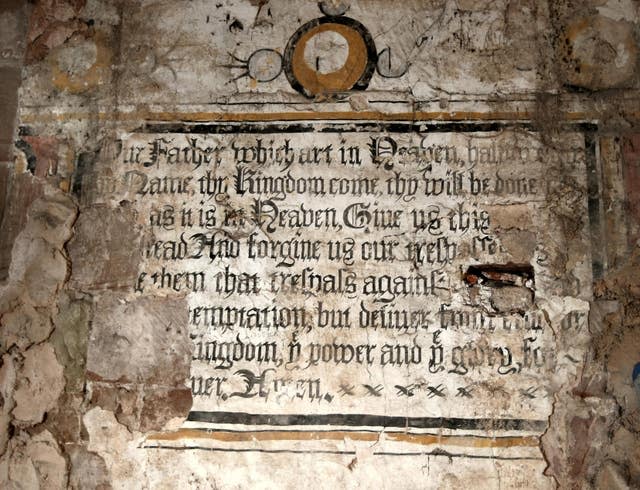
284,16 -> 377,98
247,49 -> 283,82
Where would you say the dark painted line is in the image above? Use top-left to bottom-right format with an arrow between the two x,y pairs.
149,445 -> 356,455
146,445 -> 543,460
137,121 -> 598,134
179,427 -> 536,439
137,121 -> 530,134
186,411 -> 547,432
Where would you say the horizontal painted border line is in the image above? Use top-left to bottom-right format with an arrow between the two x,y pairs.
157,427 -> 525,438
135,120 -> 598,134
145,445 -> 544,460
18,109 -> 619,124
148,428 -> 539,448
186,412 -> 548,432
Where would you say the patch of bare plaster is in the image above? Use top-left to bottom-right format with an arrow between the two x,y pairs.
89,383 -> 141,432
596,460 -> 632,490
539,148 -> 590,299
45,392 -> 85,446
3,430 -> 67,490
13,238 -> 68,306
86,293 -> 191,386
12,343 -> 65,426
0,355 -> 17,455
0,304 -> 53,354
67,203 -> 142,290
0,174 -> 44,281
607,327 -> 640,412
82,288 -> 193,434
0,183 -> 88,489
68,446 -> 112,490
0,188 -> 76,316
484,205 -> 537,263
55,38 -> 97,77
485,204 -> 534,230
488,285 -> 534,313
0,189 -> 76,434
26,187 -> 78,245
561,14 -> 638,90
139,387 -> 192,432
542,390 -> 618,486
610,425 -> 640,479
83,407 -> 146,487
577,250 -> 640,488
51,292 -> 92,393
88,382 -> 193,434
348,93 -> 370,111
25,0 -> 89,65
543,243 -> 640,487
539,294 -> 597,485
499,231 -> 537,263
82,0 -> 120,26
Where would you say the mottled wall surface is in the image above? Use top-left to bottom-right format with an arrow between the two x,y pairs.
0,1 -> 639,488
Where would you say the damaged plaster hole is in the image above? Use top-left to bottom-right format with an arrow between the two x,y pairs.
464,264 -> 535,314
464,264 -> 534,289
304,30 -> 349,74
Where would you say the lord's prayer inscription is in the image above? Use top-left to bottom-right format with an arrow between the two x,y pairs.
110,123 -> 591,450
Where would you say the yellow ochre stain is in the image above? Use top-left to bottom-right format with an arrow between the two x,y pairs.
146,429 -> 539,448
